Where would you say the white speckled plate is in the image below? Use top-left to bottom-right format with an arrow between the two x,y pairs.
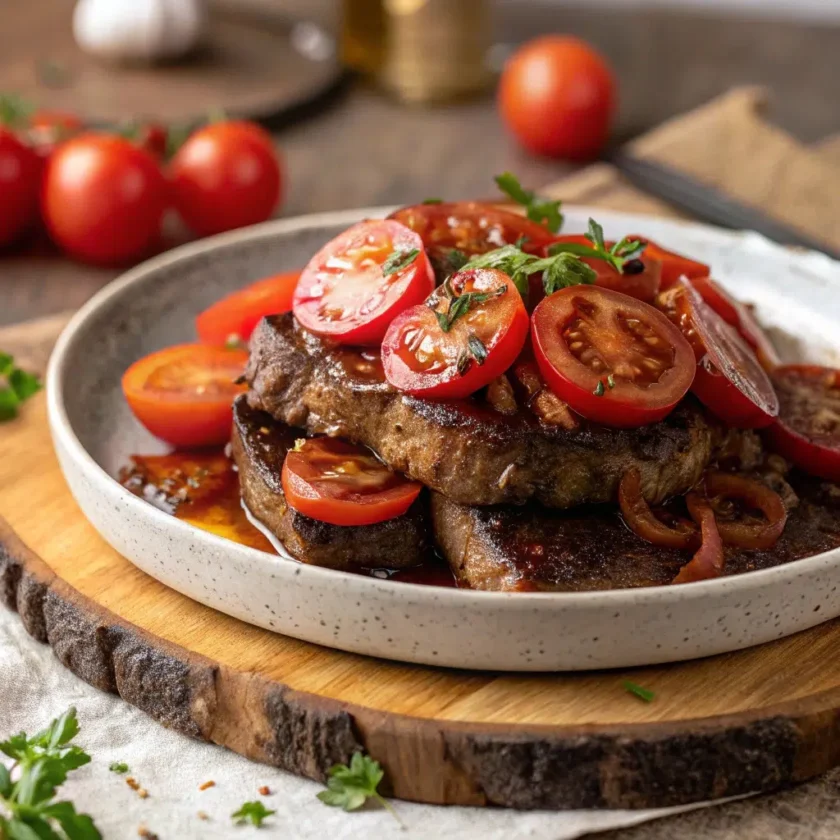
47,208 -> 840,672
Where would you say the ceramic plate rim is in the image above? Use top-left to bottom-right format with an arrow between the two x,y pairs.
46,206 -> 840,611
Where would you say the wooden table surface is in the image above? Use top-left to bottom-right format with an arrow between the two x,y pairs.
3,2 -> 840,327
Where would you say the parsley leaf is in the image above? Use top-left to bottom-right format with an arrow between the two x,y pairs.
317,753 -> 403,827
494,172 -> 564,233
0,707 -> 101,839
549,218 -> 647,275
0,353 -> 42,422
108,763 -> 129,775
433,285 -> 506,333
231,801 -> 275,828
382,248 -> 420,277
467,334 -> 488,366
421,197 -> 443,204
623,680 -> 655,703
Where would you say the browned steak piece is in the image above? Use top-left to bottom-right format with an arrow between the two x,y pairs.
432,475 -> 840,592
231,396 -> 427,571
245,314 -> 716,509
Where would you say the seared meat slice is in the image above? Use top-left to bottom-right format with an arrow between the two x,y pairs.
431,475 -> 840,592
231,396 -> 426,571
245,314 -> 716,509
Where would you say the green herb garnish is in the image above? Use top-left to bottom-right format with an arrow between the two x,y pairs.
382,248 -> 420,277
0,353 -> 41,422
623,680 -> 655,703
467,334 -> 488,366
317,753 -> 403,827
495,172 -> 564,233
462,244 -> 596,299
0,707 -> 101,839
607,374 -> 616,390
549,218 -> 647,275
231,801 -> 275,828
0,95 -> 34,129
433,283 -> 506,333
593,380 -> 605,397
109,762 -> 129,774
422,198 -> 443,204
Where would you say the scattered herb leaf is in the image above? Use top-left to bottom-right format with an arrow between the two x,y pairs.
433,286 -> 506,332
109,763 -> 129,775
0,95 -> 34,129
593,380 -> 605,397
607,374 -> 616,390
0,353 -> 42,422
456,349 -> 471,377
494,172 -> 564,233
231,801 -> 275,828
467,334 -> 488,366
422,198 -> 443,204
382,248 -> 420,277
317,753 -> 403,827
0,707 -> 101,839
549,218 -> 647,275
623,680 -> 655,703
292,439 -> 306,453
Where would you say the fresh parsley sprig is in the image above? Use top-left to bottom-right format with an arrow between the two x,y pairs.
495,172 -> 564,233
0,352 -> 42,422
549,218 -> 647,275
317,753 -> 404,828
0,707 -> 101,840
231,800 -> 275,828
382,248 -> 420,277
462,244 -> 597,299
432,279 -> 507,333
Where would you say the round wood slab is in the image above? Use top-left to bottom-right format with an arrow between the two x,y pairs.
0,1 -> 342,126
3,396 -> 840,809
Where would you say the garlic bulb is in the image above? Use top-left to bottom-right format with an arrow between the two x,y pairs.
73,0 -> 207,64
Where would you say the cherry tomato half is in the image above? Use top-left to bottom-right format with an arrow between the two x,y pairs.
293,220 -> 435,346
634,236 -> 710,290
765,365 -> 840,482
122,344 -> 248,448
42,134 -> 168,265
531,285 -> 696,427
672,496 -> 724,585
382,267 -> 529,400
171,121 -> 283,237
549,234 -> 662,303
691,276 -> 780,370
197,270 -> 300,346
0,128 -> 41,247
671,280 -> 778,428
498,36 -> 615,160
282,437 -> 422,526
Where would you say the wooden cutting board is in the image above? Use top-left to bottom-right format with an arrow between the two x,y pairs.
4,87 -> 840,811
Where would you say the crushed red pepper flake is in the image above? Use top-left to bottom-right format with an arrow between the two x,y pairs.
199,780 -> 216,791
126,777 -> 140,791
197,810 -> 209,821
137,826 -> 159,839
258,786 -> 271,796
138,788 -> 149,799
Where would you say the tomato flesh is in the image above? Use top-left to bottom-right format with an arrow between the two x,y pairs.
293,220 -> 435,346
691,276 -> 780,370
282,437 -> 422,526
197,270 -> 300,346
634,236 -> 710,289
122,344 -> 248,447
381,267 -> 529,400
672,497 -> 724,584
0,129 -> 42,247
531,285 -> 695,427
618,468 -> 697,549
548,234 -> 661,303
672,280 -> 778,428
765,365 -> 840,482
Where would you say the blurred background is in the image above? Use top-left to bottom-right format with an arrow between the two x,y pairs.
2,0 -> 840,326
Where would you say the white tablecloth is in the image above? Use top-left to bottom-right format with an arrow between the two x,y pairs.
0,606 -> 716,839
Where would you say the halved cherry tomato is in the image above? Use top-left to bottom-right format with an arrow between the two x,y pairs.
672,496 -> 724,584
691,276 -> 780,370
549,234 -> 661,302
687,471 -> 787,550
197,270 -> 300,346
381,267 -> 529,400
765,365 -> 840,482
293,220 -> 435,346
633,236 -> 709,289
619,469 -> 697,549
122,344 -> 248,448
670,280 -> 778,428
0,128 -> 41,247
281,437 -> 422,526
390,201 -> 556,257
531,285 -> 695,427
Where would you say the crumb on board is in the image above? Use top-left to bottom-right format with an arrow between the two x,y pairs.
137,826 -> 159,839
126,777 -> 140,791
258,786 -> 271,796
199,780 -> 216,791
138,788 -> 149,799
197,811 -> 209,821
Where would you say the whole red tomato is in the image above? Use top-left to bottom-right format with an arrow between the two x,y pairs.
0,128 -> 42,247
498,36 -> 616,160
42,134 -> 169,265
170,121 -> 283,237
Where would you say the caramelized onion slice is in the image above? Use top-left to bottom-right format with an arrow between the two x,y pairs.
672,496 -> 725,584
619,469 -> 698,549
687,471 -> 787,550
